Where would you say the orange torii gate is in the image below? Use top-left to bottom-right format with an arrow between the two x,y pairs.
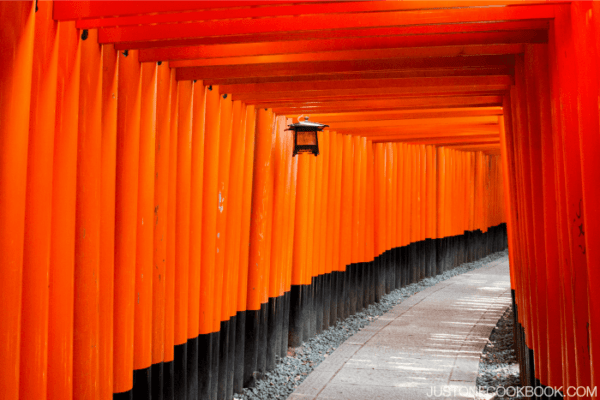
1,2 -> 599,400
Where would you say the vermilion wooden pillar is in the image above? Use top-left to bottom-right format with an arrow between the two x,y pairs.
553,6 -> 593,395
20,2 -> 58,399
133,60 -> 157,398
332,134 -> 344,286
237,105 -> 257,318
366,140 -> 375,268
99,42 -> 118,400
224,100 -> 246,396
290,150 -> 309,345
500,96 -> 522,345
199,84 -> 220,337
164,69 -> 179,399
524,44 -> 550,387
246,108 -> 274,378
114,47 -> 141,397
548,22 -> 576,393
571,3 -> 600,393
502,102 -> 517,260
151,61 -> 172,400
48,20 -> 80,400
187,80 -> 205,398
173,79 -> 193,399
509,84 -> 531,375
512,57 -> 537,370
530,43 -> 564,389
74,28 -> 103,400
215,92 -> 233,399
0,3 -> 35,398
199,84 -> 221,397
267,115 -> 287,365
234,105 -> 256,393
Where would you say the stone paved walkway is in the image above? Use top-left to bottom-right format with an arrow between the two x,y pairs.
290,257 -> 511,400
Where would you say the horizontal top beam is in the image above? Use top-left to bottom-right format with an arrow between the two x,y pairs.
379,138 -> 501,145
98,5 -> 554,43
201,66 -> 514,86
339,123 -> 499,135
371,135 -> 500,143
114,20 -> 549,49
441,143 -> 502,149
174,55 -> 516,80
54,1 -> 292,20
271,96 -> 503,113
170,44 -> 525,68
232,87 -> 509,103
54,0 -> 565,20
285,107 -> 504,123
327,115 -> 500,129
139,30 -> 546,62
355,132 -> 500,141
77,1 -> 470,28
219,75 -> 512,95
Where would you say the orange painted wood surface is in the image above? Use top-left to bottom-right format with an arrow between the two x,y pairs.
19,2 -> 600,399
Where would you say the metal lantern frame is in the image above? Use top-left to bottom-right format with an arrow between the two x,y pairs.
286,116 -> 329,156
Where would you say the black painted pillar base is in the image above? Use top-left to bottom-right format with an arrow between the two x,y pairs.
348,264 -> 357,316
387,250 -> 395,293
420,241 -> 427,281
308,278 -> 316,339
383,252 -> 390,295
367,260 -> 374,306
281,291 -> 290,357
302,283 -> 310,341
394,249 -> 401,290
288,285 -> 304,348
233,311 -> 245,394
187,336 -> 199,400
322,274 -> 331,330
217,320 -> 230,400
330,272 -> 339,325
374,255 -> 382,302
257,302 -> 268,375
397,247 -> 403,288
174,342 -> 187,400
227,316 -> 237,400
266,296 -> 284,371
427,238 -> 436,278
210,330 -> 219,400
357,262 -> 365,311
114,388 -> 133,400
315,276 -> 324,335
132,367 -> 151,400
338,269 -> 346,320
163,360 -> 174,400
243,309 -> 260,388
151,362 -> 164,400
411,242 -> 418,284
274,295 -> 283,361
382,254 -> 390,294
198,332 -> 213,399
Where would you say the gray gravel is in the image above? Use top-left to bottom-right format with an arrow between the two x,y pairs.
476,305 -> 522,399
234,249 -> 509,400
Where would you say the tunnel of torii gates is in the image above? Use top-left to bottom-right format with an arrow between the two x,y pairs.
3,0 -> 600,400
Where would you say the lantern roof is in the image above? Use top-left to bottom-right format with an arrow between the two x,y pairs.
286,116 -> 329,131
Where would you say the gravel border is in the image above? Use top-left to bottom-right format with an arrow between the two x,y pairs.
234,249 -> 509,400
476,305 -> 522,399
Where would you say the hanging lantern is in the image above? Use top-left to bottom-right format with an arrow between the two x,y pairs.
286,116 -> 329,156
